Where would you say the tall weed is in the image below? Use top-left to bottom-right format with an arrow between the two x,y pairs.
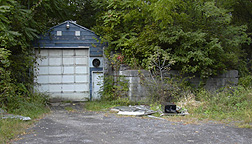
193,86 -> 252,123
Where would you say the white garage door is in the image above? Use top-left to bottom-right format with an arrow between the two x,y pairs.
35,49 -> 89,101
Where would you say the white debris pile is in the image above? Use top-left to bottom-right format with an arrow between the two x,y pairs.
176,106 -> 189,115
111,105 -> 157,116
111,104 -> 189,117
0,108 -> 31,121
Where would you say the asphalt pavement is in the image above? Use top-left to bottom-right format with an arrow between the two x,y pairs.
12,103 -> 252,144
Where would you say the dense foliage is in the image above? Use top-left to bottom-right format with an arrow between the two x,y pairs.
93,0 -> 251,78
0,0 -> 73,110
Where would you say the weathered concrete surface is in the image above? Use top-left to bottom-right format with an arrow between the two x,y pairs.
12,105 -> 252,144
115,70 -> 239,101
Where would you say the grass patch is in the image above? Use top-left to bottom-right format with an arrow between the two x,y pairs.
178,86 -> 252,128
84,101 -> 116,111
238,123 -> 252,129
64,106 -> 77,112
64,106 -> 74,111
0,92 -> 49,143
0,108 -> 49,143
84,98 -> 139,111
0,119 -> 32,143
86,85 -> 252,128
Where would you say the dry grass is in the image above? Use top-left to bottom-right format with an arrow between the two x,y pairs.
0,119 -> 32,143
169,88 -> 252,128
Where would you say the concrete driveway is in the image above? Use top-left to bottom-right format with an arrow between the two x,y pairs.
12,103 -> 252,144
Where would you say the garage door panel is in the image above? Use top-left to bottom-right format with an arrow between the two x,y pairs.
62,75 -> 74,83
35,48 -> 89,100
49,49 -> 62,56
61,93 -> 89,101
63,50 -> 74,56
75,84 -> 89,92
76,49 -> 88,56
38,67 -> 49,75
63,67 -> 74,74
49,76 -> 62,83
63,58 -> 74,65
49,58 -> 62,65
37,75 -> 49,83
39,50 -> 49,56
49,85 -> 62,92
37,58 -> 49,66
76,66 -> 88,74
49,67 -> 62,74
75,75 -> 88,83
63,85 -> 74,92
76,57 -> 88,65
37,85 -> 49,92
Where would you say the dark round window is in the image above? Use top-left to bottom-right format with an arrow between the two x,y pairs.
92,58 -> 101,68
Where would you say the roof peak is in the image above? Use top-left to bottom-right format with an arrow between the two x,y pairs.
48,20 -> 95,34
66,20 -> 76,24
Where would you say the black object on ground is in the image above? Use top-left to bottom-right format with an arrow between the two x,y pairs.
163,102 -> 177,113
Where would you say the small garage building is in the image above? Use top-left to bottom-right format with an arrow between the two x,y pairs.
34,21 -> 104,101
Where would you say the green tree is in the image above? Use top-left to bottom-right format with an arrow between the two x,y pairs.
0,0 -> 72,109
65,0 -> 97,29
230,0 -> 252,73
93,0 -> 250,78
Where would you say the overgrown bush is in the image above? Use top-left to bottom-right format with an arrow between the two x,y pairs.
98,52 -> 129,101
140,47 -> 189,103
238,75 -> 252,88
1,48 -> 48,113
99,75 -> 129,101
140,72 -> 183,103
0,48 -> 14,108
6,91 -> 49,117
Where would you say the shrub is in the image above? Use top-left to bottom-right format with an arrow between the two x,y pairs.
238,75 -> 252,88
99,75 -> 129,101
140,47 -> 189,103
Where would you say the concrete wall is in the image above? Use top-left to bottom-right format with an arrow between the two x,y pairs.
116,70 -> 239,101
118,70 -> 148,101
202,70 -> 238,91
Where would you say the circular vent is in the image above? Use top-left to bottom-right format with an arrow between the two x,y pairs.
92,58 -> 101,68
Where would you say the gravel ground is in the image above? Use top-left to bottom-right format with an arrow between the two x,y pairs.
12,103 -> 252,144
